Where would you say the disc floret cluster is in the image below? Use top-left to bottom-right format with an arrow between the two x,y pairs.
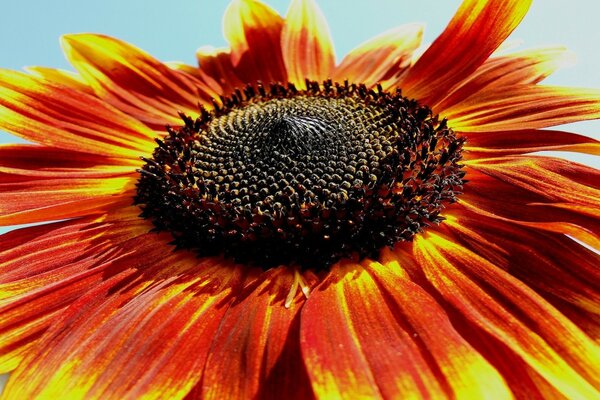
135,80 -> 465,270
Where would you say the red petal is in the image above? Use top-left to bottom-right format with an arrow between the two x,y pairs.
201,268 -> 315,400
0,144 -> 138,177
401,0 -> 532,105
333,24 -> 423,87
0,69 -> 155,159
3,251 -> 243,399
61,34 -> 215,128
300,259 -> 509,399
414,233 -> 600,399
195,47 -> 246,97
444,85 -> 600,131
281,0 -> 335,87
223,0 -> 287,84
462,129 -> 600,158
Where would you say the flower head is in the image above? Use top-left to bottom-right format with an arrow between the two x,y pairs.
0,0 -> 599,399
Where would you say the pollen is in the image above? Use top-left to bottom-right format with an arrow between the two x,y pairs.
135,80 -> 465,270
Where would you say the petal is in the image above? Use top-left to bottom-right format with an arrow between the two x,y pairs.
223,0 -> 287,84
0,210 -> 149,372
3,252 -> 243,400
333,24 -> 423,87
444,85 -> 600,131
61,34 -> 215,127
462,129 -> 600,158
195,46 -> 246,96
0,144 -> 138,177
300,260 -> 509,399
460,158 -> 600,249
434,47 -> 575,111
24,66 -> 93,94
465,156 -> 600,212
414,233 -> 600,399
0,172 -> 136,226
0,69 -> 156,159
201,268 -> 315,400
443,211 -> 600,340
281,0 -> 335,87
401,0 -> 532,105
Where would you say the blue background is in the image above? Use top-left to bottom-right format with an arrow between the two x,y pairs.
0,0 -> 599,389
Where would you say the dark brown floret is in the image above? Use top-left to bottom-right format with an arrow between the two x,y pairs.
135,80 -> 465,270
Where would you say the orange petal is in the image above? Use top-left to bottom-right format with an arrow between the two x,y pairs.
444,85 -> 600,131
61,34 -> 215,127
401,0 -> 532,105
3,252 -> 243,400
201,268 -> 315,400
0,210 -> 149,372
414,232 -> 600,399
281,0 -> 335,87
462,129 -> 600,159
223,0 -> 287,84
333,24 -> 423,87
0,173 -> 136,226
0,69 -> 156,159
435,47 -> 575,111
300,260 -> 509,399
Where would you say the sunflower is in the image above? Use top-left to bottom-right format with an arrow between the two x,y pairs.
0,0 -> 599,398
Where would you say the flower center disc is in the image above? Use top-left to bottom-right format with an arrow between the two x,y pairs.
136,81 -> 465,270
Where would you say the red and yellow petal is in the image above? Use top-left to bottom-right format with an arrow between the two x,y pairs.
401,0 -> 532,105
195,47 -> 246,97
414,233 -> 600,399
434,46 -> 575,111
281,0 -> 335,87
0,210 -> 149,372
442,211 -> 600,341
200,268 -> 315,400
223,0 -> 287,84
3,251 -> 243,400
61,34 -> 215,128
300,259 -> 510,399
0,70 -> 155,159
445,85 -> 600,131
0,173 -> 136,226
333,24 -> 423,87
